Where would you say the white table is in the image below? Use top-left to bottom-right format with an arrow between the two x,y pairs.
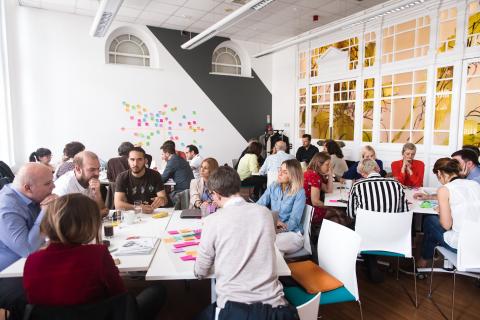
324,182 -> 437,215
146,211 -> 291,281
0,209 -> 174,278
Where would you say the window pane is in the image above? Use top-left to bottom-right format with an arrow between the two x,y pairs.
117,41 -> 143,55
467,2 -> 480,47
116,55 -> 144,66
391,131 -> 410,143
333,103 -> 354,140
434,132 -> 449,145
311,104 -> 330,139
363,101 -> 373,130
463,93 -> 480,146
434,95 -> 451,130
412,96 -> 426,130
381,99 -> 391,130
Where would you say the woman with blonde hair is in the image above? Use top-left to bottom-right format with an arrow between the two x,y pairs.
418,158 -> 480,267
342,145 -> 387,180
23,193 -> 165,319
190,157 -> 219,209
304,152 -> 333,224
257,159 -> 306,254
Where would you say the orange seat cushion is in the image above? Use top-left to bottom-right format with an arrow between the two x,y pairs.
288,260 -> 343,294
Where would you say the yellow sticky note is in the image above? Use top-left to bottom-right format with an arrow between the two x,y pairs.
180,229 -> 192,233
162,238 -> 176,243
185,250 -> 197,256
183,237 -> 195,241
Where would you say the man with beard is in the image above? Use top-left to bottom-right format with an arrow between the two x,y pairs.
53,151 -> 106,214
114,147 -> 167,213
0,163 -> 57,319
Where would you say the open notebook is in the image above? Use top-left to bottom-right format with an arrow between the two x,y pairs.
116,237 -> 159,256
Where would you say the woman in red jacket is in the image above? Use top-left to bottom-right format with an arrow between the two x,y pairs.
391,143 -> 425,188
23,193 -> 165,319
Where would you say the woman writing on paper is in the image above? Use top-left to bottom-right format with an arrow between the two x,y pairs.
257,159 -> 306,254
417,158 -> 480,268
23,193 -> 165,319
190,158 -> 219,210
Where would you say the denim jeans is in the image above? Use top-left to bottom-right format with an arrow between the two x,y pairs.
421,215 -> 457,259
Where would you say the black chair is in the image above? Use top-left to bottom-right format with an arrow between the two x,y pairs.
345,160 -> 356,170
22,293 -> 139,320
0,161 -> 14,190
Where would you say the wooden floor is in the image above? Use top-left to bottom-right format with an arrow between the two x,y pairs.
2,264 -> 480,320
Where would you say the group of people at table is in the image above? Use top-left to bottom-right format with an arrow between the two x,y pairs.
1,135 -> 480,319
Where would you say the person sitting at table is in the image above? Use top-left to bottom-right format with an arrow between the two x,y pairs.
55,141 -> 85,179
0,163 -> 57,320
451,149 -> 480,185
107,142 -> 134,183
160,143 -> 194,200
295,134 -> 319,164
234,138 -> 265,170
53,151 -> 107,215
185,144 -> 203,179
417,158 -> 480,268
342,145 -> 387,180
304,152 -> 333,225
347,159 -> 408,282
29,147 -> 54,173
190,158 -> 219,209
259,141 -> 295,186
391,142 -> 424,188
237,141 -> 267,201
194,166 -> 298,319
257,159 -> 306,254
323,139 -> 348,179
162,140 -> 186,159
23,193 -> 166,319
115,147 -> 167,213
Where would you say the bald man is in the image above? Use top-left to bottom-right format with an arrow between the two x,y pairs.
259,141 -> 295,186
0,163 -> 56,319
53,151 -> 106,213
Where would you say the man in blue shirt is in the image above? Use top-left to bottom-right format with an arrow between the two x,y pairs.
451,149 -> 480,185
0,163 -> 56,319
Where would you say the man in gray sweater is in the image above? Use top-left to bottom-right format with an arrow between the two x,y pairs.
194,166 -> 298,319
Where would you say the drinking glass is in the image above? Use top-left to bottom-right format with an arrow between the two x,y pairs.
103,218 -> 114,239
133,200 -> 142,221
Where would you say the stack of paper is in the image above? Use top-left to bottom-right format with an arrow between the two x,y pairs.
116,237 -> 158,256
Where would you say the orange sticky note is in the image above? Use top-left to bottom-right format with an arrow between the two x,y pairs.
163,238 -> 175,243
180,229 -> 192,233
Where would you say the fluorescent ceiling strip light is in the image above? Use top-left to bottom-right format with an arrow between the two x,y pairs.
181,0 -> 276,50
253,0 -> 428,58
90,0 -> 124,37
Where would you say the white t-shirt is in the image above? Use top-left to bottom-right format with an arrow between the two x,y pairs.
189,154 -> 203,179
53,170 -> 89,196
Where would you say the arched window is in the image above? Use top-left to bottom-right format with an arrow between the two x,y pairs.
108,34 -> 150,67
211,46 -> 242,76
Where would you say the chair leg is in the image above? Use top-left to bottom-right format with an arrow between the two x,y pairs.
451,270 -> 456,320
396,257 -> 400,280
357,300 -> 364,320
428,247 -> 437,297
412,257 -> 418,308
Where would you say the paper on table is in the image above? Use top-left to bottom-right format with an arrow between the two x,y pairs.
116,237 -> 158,256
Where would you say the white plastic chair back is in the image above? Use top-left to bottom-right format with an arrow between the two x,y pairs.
457,220 -> 480,272
355,209 -> 413,258
297,292 -> 321,320
267,170 -> 278,186
302,205 -> 314,254
317,220 -> 361,300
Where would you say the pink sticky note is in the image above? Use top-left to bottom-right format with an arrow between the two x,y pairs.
329,200 -> 338,202
181,255 -> 196,261
174,241 -> 199,249
168,230 -> 179,235
194,234 -> 201,239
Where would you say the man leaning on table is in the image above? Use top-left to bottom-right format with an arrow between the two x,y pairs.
114,147 -> 167,213
194,166 -> 299,320
0,163 -> 57,320
53,151 -> 107,215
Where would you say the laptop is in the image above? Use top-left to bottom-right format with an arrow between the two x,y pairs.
180,208 -> 202,219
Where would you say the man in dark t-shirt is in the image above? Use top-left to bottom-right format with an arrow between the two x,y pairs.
295,134 -> 319,164
114,147 -> 167,213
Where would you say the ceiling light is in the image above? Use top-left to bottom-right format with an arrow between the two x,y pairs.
90,0 -> 124,37
181,0 -> 276,50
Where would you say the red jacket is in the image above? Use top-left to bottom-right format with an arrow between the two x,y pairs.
391,159 -> 424,188
24,243 -> 126,306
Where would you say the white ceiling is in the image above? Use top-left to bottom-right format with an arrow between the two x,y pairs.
18,0 -> 388,44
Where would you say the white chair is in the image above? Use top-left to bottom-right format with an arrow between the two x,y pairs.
284,220 -> 362,318
355,209 -> 417,307
317,220 -> 363,318
297,292 -> 321,320
428,221 -> 480,320
285,205 -> 313,259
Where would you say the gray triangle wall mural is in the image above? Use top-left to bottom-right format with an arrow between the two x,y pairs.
148,26 -> 272,141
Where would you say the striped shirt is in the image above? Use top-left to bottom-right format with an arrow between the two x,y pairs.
347,173 -> 409,218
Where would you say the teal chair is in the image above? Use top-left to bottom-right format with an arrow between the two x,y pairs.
284,220 -> 363,319
355,209 -> 417,308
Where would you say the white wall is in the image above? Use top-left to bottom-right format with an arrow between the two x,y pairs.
5,4 -> 272,169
